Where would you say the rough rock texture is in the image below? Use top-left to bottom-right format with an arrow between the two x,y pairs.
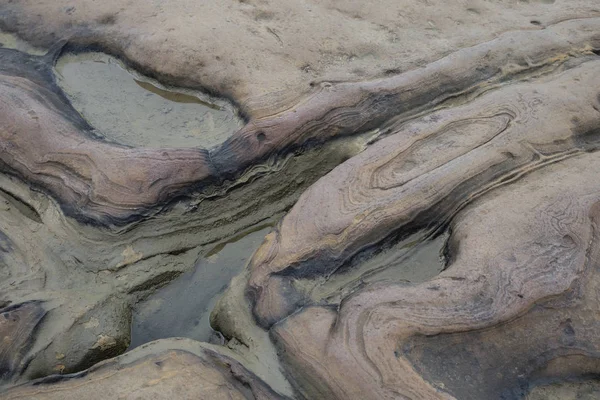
3,339 -> 288,400
1,1 -> 600,399
0,142 -> 344,391
0,31 -> 365,388
0,120 -> 362,392
527,380 -> 600,400
0,302 -> 45,381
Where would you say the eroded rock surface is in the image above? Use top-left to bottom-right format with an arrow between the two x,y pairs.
233,61 -> 600,399
1,0 -> 599,106
0,2 -> 600,400
0,18 -> 598,225
247,58 -> 600,328
3,339 -> 289,400
0,302 -> 45,381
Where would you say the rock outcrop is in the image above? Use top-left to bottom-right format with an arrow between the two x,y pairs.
1,19 -> 599,224
3,339 -> 289,400
241,59 -> 600,399
213,48 -> 600,399
0,2 -> 600,399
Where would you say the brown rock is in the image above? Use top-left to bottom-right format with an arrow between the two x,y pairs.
248,58 -> 600,327
1,2 -> 600,398
2,0 -> 599,105
273,148 -> 600,398
3,339 -> 288,400
239,60 -> 600,398
1,19 -> 598,224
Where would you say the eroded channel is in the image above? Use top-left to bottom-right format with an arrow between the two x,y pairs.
54,52 -> 243,148
129,225 -> 272,349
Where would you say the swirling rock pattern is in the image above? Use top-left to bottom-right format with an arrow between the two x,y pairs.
248,58 -> 600,327
239,60 -> 600,398
0,3 -> 600,400
0,37 -> 365,388
0,106 -> 358,390
272,150 -> 600,398
0,19 -> 598,225
0,48 -> 214,225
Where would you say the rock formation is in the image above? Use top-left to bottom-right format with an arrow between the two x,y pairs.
0,0 -> 599,399
1,19 -> 599,224
3,339 -> 289,400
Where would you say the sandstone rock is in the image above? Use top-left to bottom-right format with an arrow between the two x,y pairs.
1,0 -> 599,105
0,39 -> 363,387
0,19 -> 598,225
272,147 -> 600,398
248,58 -> 600,328
0,1 -> 600,399
3,339 -> 289,400
251,61 -> 600,398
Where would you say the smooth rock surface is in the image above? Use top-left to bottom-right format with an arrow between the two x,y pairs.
3,339 -> 289,400
1,0 -> 599,106
259,61 -> 600,398
1,2 -> 600,399
55,52 -> 243,149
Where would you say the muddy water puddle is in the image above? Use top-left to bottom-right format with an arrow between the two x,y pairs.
129,225 -> 272,349
359,230 -> 449,284
54,52 -> 243,148
308,230 -> 449,303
